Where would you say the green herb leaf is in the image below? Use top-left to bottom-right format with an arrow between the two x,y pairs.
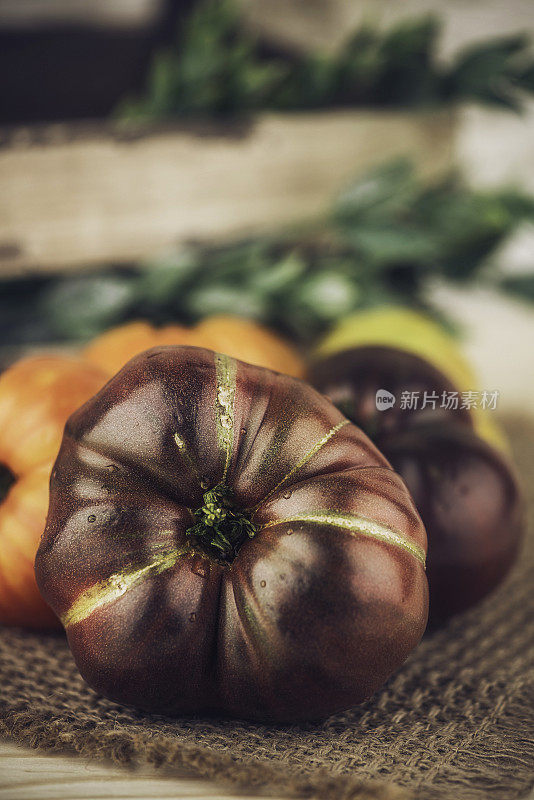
41,276 -> 137,340
500,274 -> 534,302
116,0 -> 534,121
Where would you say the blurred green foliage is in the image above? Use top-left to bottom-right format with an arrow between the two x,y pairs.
117,0 -> 534,120
4,159 -> 532,346
501,275 -> 534,303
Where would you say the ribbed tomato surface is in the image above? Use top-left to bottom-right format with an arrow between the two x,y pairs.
36,347 -> 428,722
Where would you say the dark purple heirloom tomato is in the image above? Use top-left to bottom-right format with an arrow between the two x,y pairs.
309,348 -> 524,627
309,345 -> 472,441
382,424 -> 523,628
35,346 -> 428,722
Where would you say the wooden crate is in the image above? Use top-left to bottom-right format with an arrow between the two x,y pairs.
0,109 -> 455,276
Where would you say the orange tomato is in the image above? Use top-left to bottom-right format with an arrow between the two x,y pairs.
0,356 -> 109,627
84,316 -> 304,379
82,322 -> 193,377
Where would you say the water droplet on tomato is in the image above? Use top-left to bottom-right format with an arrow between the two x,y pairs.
240,427 -> 247,435
87,514 -> 96,523
189,612 -> 197,622
286,528 -> 294,536
200,477 -> 209,490
218,387 -> 232,405
260,580 -> 266,588
220,414 -> 232,429
282,490 -> 292,499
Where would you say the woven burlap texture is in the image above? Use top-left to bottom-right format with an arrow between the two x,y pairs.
1,416 -> 533,800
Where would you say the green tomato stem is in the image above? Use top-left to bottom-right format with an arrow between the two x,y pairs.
186,483 -> 257,562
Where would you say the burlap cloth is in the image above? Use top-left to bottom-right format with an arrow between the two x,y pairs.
1,416 -> 533,800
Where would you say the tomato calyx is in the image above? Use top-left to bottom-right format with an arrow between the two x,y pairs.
0,463 -> 15,504
185,483 -> 257,563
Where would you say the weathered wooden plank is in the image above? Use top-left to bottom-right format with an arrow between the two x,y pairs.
0,740 -> 290,800
0,110 -> 454,276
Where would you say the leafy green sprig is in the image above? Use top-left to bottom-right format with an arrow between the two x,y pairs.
23,159 -> 534,345
117,0 -> 534,121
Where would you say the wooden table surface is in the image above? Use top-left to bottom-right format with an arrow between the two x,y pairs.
0,740 -> 290,800
2,739 -> 533,800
